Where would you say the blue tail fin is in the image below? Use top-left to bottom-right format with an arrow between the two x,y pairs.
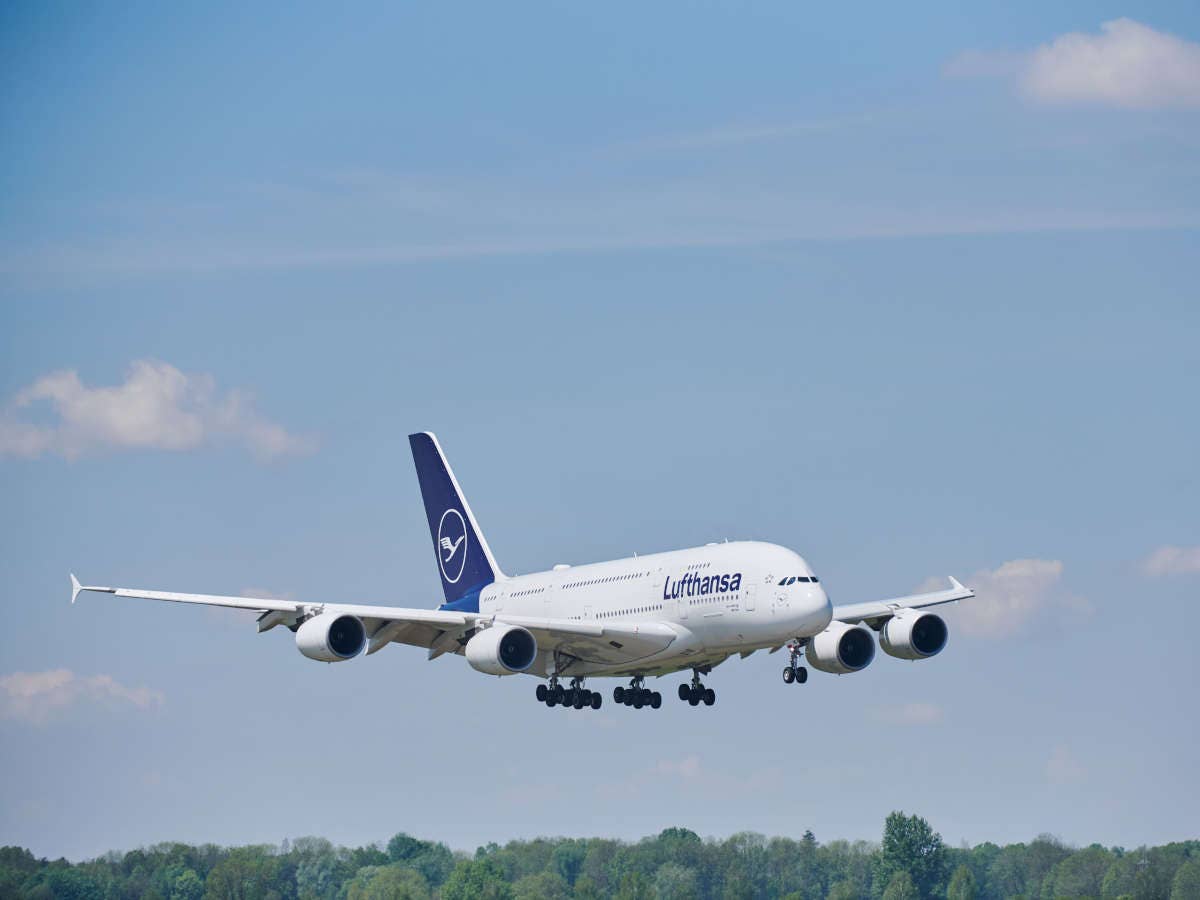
408,432 -> 502,610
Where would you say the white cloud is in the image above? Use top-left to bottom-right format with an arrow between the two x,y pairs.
0,669 -> 164,724
1045,745 -> 1086,784
1142,545 -> 1200,577
945,18 -> 1200,109
871,702 -> 944,726
924,558 -> 1083,638
657,755 -> 703,779
0,360 -> 313,461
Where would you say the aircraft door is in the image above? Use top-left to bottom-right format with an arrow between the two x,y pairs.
745,584 -> 756,611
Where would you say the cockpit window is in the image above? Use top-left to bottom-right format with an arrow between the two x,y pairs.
810,576 -> 819,583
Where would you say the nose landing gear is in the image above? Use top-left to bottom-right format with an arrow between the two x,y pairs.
782,642 -> 808,686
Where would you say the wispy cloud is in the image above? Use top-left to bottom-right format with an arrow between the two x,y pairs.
1045,745 -> 1086,784
0,360 -> 314,461
871,702 -> 944,726
0,669 -> 164,724
945,18 -> 1200,109
923,558 -> 1087,638
1141,545 -> 1200,577
656,755 -> 703,779
612,114 -> 874,153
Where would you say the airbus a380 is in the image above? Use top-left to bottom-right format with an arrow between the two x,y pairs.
72,432 -> 975,711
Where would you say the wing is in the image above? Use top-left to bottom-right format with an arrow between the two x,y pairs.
69,575 -> 677,666
832,576 -> 974,626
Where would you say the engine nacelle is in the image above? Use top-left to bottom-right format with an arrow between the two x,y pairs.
295,613 -> 366,662
465,625 -> 537,676
806,621 -> 876,674
880,609 -> 948,660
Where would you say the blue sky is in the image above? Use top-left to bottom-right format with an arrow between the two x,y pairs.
2,1 -> 1198,861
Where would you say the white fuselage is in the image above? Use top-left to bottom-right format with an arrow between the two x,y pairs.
479,541 -> 832,678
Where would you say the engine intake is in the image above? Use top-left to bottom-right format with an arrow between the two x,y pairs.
806,621 -> 876,674
465,624 -> 537,676
296,613 -> 366,662
880,609 -> 948,660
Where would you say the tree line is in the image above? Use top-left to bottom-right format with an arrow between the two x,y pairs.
2,812 -> 1197,900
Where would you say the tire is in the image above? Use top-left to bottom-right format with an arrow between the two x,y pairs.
688,690 -> 700,707
547,695 -> 557,707
703,688 -> 716,706
573,693 -> 585,710
591,693 -> 602,710
633,692 -> 645,709
582,690 -> 593,705
782,666 -> 795,684
553,686 -> 565,704
796,666 -> 808,684
678,684 -> 690,701
536,684 -> 548,702
614,686 -> 625,703
650,691 -> 662,709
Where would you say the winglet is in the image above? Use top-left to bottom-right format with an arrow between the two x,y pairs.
948,576 -> 973,598
70,573 -> 83,604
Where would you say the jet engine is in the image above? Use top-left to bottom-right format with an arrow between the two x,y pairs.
465,624 -> 537,675
879,609 -> 948,660
296,612 -> 366,662
806,621 -> 875,674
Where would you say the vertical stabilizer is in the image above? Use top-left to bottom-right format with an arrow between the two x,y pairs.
408,433 -> 503,610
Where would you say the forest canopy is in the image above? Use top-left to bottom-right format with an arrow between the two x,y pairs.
2,812 -> 1196,900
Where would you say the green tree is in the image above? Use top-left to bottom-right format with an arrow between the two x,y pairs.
169,868 -> 205,900
1171,860 -> 1200,900
1046,845 -> 1112,898
654,863 -> 700,900
826,882 -> 858,900
874,813 -> 946,899
203,847 -> 281,900
344,864 -> 430,900
613,870 -> 652,900
551,841 -> 587,887
882,870 -> 920,900
511,871 -> 569,900
441,857 -> 513,900
946,864 -> 976,900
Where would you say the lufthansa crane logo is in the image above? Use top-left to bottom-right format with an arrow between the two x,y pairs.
437,508 -> 468,584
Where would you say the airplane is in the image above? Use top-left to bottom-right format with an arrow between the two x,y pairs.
71,432 -> 976,711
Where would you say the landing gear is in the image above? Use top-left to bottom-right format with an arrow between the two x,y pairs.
617,676 -> 660,711
784,642 -> 808,686
539,676 -> 601,710
679,668 -> 715,707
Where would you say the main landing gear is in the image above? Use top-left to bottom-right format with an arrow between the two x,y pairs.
537,676 -> 602,710
614,676 -> 661,710
781,641 -> 808,686
678,668 -> 716,707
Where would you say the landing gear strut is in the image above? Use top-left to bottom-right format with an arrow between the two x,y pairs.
782,641 -> 808,685
678,668 -> 715,707
537,675 -> 601,710
614,676 -> 661,710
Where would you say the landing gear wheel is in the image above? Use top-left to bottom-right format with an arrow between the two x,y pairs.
678,684 -> 690,701
782,666 -> 795,684
591,692 -> 602,710
703,688 -> 716,706
650,691 -> 662,709
633,691 -> 645,709
796,666 -> 808,684
688,688 -> 700,707
553,686 -> 565,704
573,692 -> 585,710
614,686 -> 625,704
546,694 -> 557,707
536,684 -> 548,701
